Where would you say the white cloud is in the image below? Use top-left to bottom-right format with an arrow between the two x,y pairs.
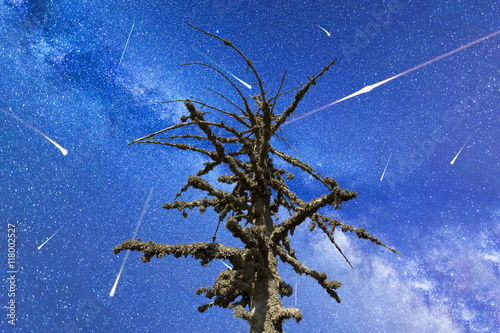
116,62 -> 188,123
480,251 -> 500,263
290,204 -> 500,333
306,231 -> 461,332
411,279 -> 434,291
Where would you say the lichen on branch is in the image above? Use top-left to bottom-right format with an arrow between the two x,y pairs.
115,24 -> 401,333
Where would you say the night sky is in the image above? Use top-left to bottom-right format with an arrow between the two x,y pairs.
1,1 -> 499,332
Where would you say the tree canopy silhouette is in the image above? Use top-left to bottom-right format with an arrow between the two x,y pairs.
114,24 -> 402,333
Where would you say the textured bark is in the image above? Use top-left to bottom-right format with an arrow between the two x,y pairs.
114,24 -> 402,332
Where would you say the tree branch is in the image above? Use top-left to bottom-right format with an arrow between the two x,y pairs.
313,215 -> 353,268
276,246 -> 341,303
180,62 -> 253,120
312,213 -> 403,257
272,59 -> 337,131
114,239 -> 248,266
272,188 -> 357,242
177,176 -> 252,213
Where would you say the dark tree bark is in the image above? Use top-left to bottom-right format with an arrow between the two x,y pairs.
114,24 -> 402,333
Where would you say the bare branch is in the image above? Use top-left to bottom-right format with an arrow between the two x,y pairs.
272,59 -> 337,131
157,98 -> 251,128
270,70 -> 287,116
128,121 -> 197,145
276,246 -> 341,303
313,213 -> 404,257
313,215 -> 353,268
179,176 -> 252,212
156,133 -> 239,144
226,216 -> 256,247
272,188 -> 357,242
270,148 -> 325,184
274,133 -> 309,166
187,24 -> 267,105
207,88 -> 250,124
137,140 -> 215,158
180,62 -> 253,120
162,197 -> 219,214
114,239 -> 247,266
272,306 -> 302,325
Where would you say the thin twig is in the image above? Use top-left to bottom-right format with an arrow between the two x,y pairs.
181,62 -> 253,119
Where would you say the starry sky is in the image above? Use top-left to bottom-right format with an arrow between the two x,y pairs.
1,1 -> 499,332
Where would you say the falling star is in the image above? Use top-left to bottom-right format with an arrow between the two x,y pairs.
191,46 -> 252,89
380,152 -> 392,181
118,22 -> 135,67
450,133 -> 473,165
110,187 -> 153,297
284,30 -> 500,126
219,260 -> 232,270
1,108 -> 68,155
230,73 -> 252,89
37,226 -> 63,250
317,25 -> 331,37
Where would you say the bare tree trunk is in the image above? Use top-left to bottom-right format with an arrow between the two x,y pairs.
246,189 -> 284,333
249,250 -> 283,333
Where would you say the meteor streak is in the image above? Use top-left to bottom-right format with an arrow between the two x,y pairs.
1,108 -> 68,155
284,30 -> 500,126
110,187 -> 153,297
191,46 -> 252,89
37,226 -> 63,250
317,25 -> 331,37
380,152 -> 392,181
118,22 -> 135,67
219,260 -> 232,270
450,133 -> 473,165
230,74 -> 253,89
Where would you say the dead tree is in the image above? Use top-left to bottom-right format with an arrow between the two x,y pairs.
114,25 -> 402,333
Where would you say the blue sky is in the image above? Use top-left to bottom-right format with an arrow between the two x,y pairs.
1,0 -> 499,332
